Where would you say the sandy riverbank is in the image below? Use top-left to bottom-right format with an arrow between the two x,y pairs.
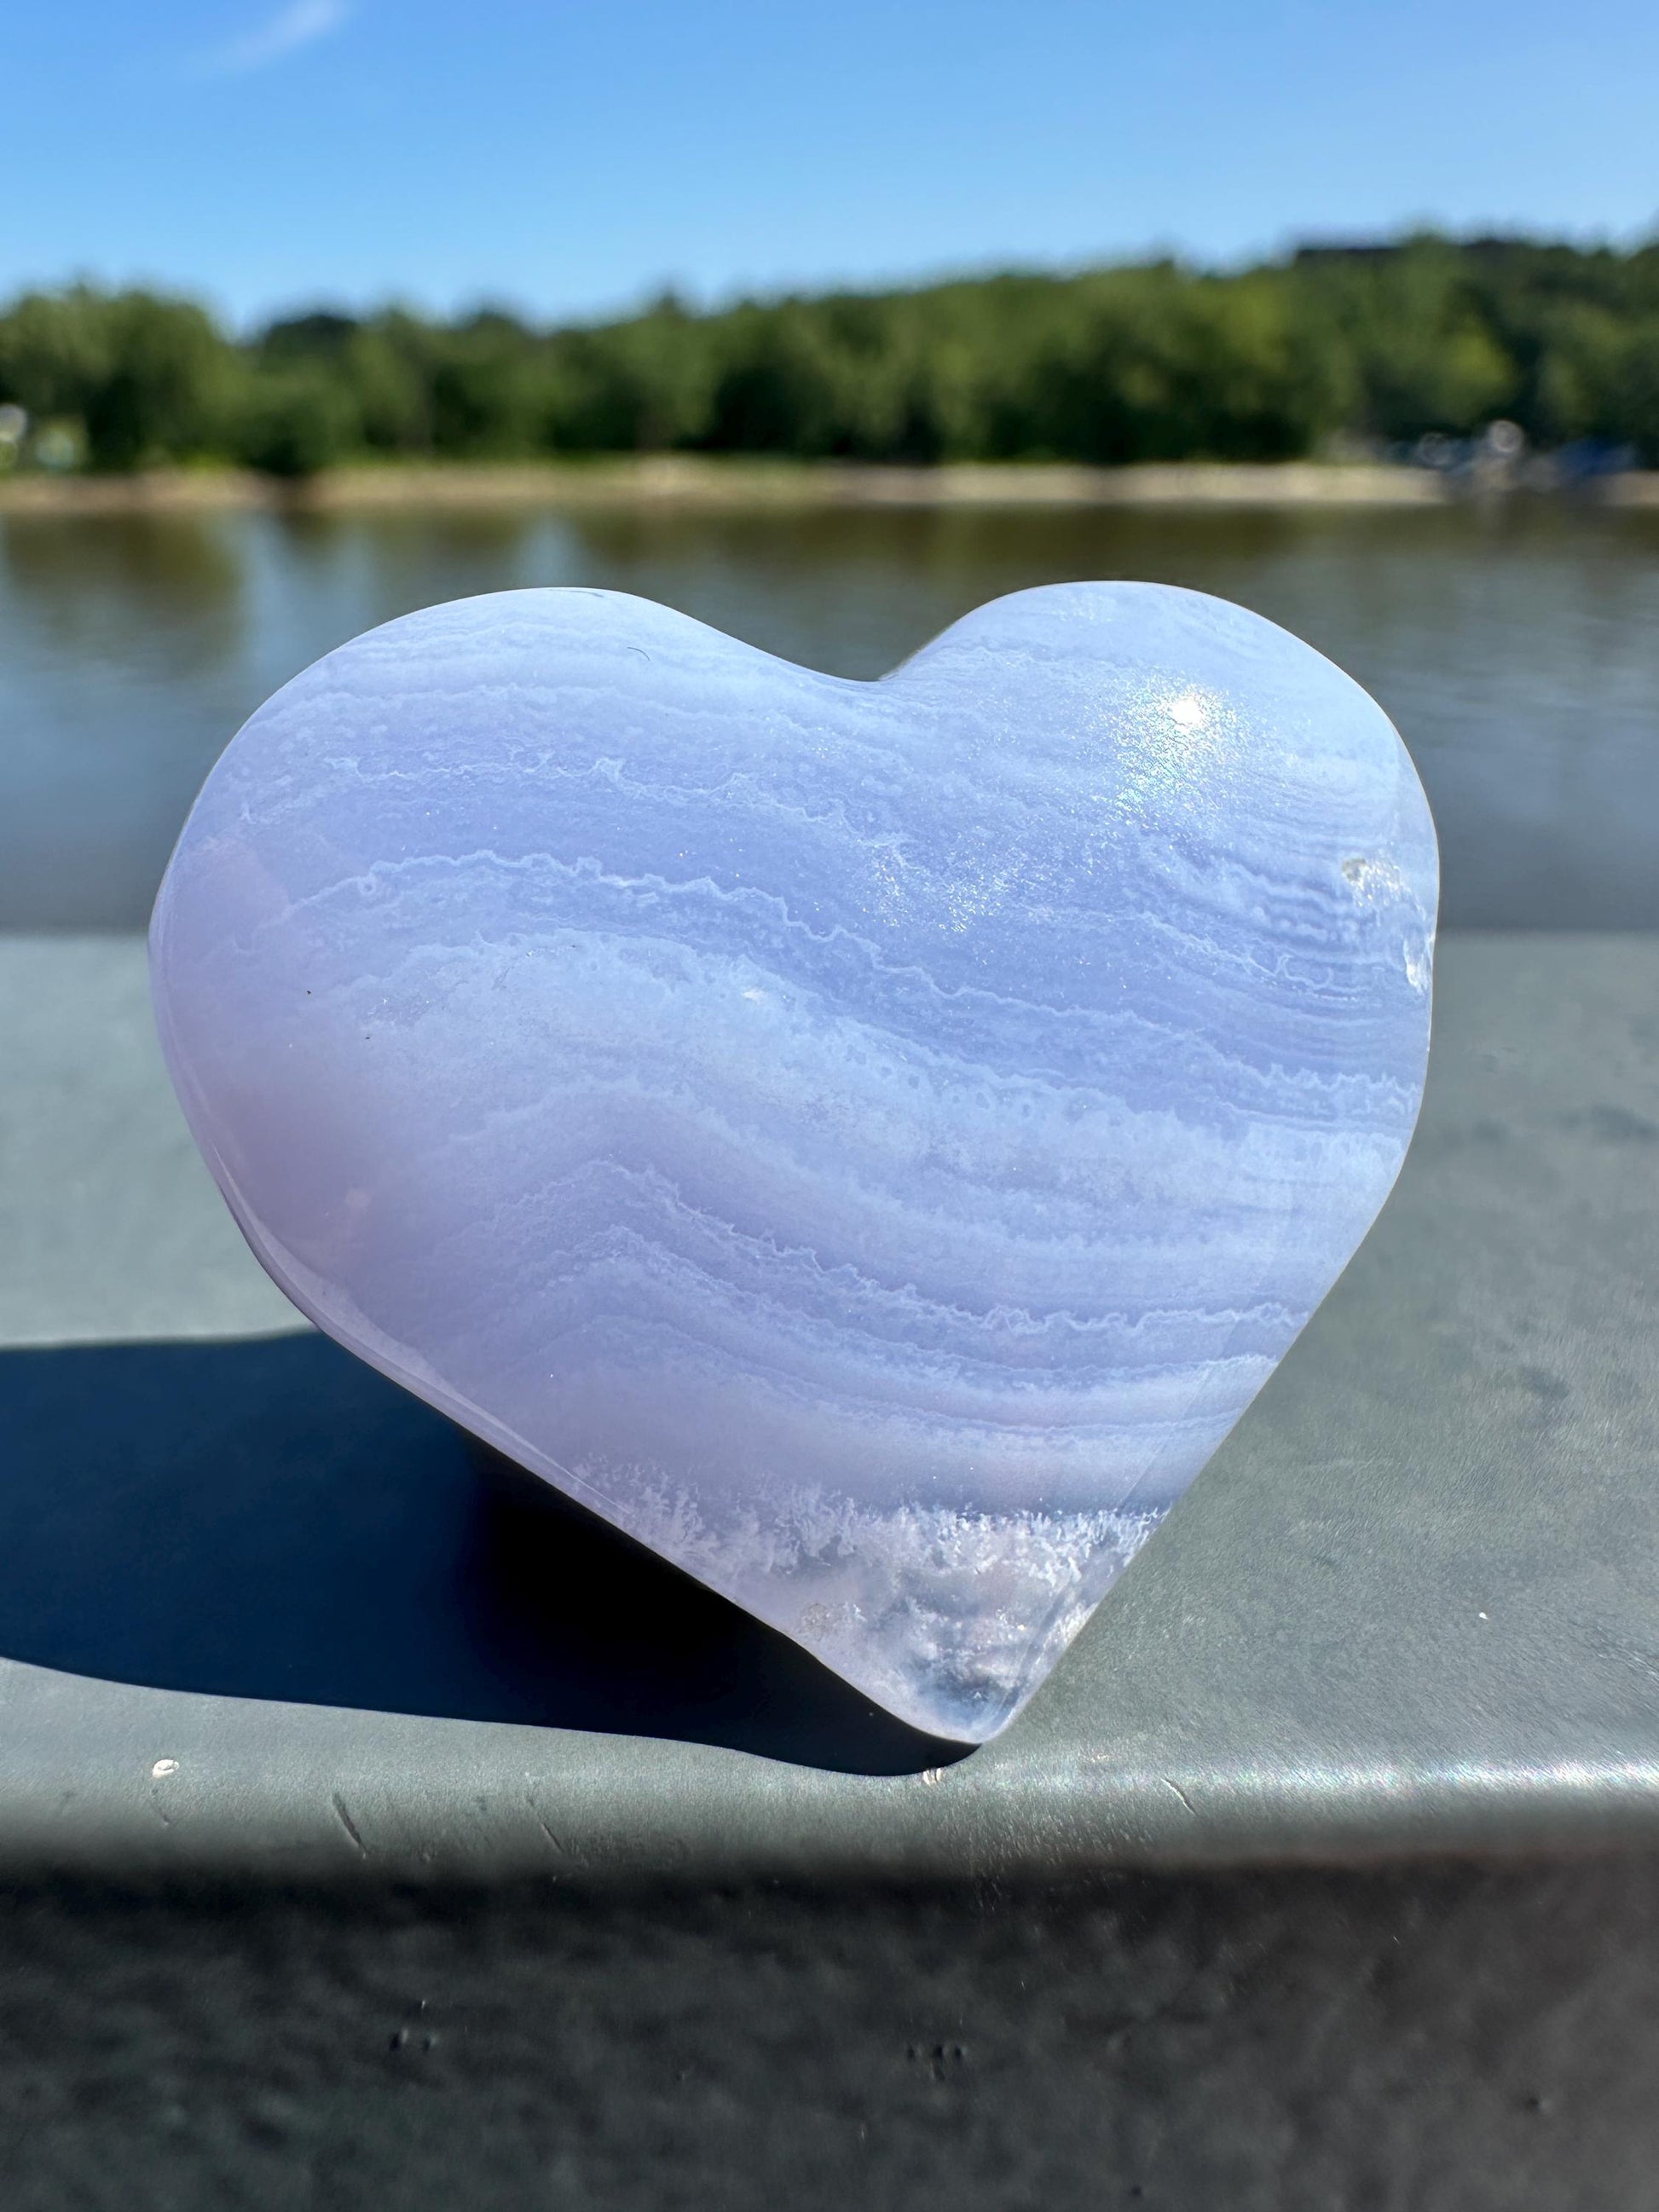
0,454 -> 1540,516
3,455 -> 1655,516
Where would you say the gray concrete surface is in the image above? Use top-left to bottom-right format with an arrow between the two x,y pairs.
5,1859 -> 1659,2211
7,930 -> 1659,2212
0,939 -> 298,1345
3,932 -> 1659,1881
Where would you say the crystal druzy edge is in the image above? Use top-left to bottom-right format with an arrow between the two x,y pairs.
150,583 -> 1438,1742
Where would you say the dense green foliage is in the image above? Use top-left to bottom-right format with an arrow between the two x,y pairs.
3,236 -> 1656,476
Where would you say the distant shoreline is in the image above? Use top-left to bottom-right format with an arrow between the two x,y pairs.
2,456 -> 1656,517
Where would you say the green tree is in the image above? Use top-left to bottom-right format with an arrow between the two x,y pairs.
6,238 -> 1659,476
231,363 -> 358,477
0,285 -> 235,468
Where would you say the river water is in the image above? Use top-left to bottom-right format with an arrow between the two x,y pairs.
3,497 -> 1656,929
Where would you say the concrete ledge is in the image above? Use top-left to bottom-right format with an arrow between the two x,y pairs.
3,933 -> 1658,1880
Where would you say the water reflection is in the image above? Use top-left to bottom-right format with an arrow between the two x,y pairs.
1,515 -> 253,927
2,512 -> 243,672
562,502 -> 1345,675
3,497 -> 1656,928
262,506 -> 589,627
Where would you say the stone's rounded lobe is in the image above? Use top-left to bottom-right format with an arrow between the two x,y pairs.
149,583 -> 1437,1744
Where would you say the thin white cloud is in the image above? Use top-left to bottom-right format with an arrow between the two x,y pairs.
201,0 -> 351,77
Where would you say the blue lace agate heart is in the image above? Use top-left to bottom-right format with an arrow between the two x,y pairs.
150,583 -> 1436,1742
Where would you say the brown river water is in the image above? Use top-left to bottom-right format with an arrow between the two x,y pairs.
3,495 -> 1656,929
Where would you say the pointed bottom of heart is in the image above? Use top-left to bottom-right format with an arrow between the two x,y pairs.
554,1468 -> 1166,1742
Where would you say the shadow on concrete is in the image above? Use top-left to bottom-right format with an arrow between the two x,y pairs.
0,1334 -> 964,1776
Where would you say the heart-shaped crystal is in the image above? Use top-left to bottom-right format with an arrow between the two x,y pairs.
151,583 -> 1436,1741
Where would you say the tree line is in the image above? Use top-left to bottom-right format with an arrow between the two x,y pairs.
1,234 -> 1656,477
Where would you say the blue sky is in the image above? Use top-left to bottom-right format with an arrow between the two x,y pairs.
6,0 -> 1657,327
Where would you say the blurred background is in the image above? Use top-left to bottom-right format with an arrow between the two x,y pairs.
3,0 -> 1658,937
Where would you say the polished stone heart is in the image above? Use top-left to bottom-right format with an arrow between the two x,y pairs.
150,583 -> 1436,1742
